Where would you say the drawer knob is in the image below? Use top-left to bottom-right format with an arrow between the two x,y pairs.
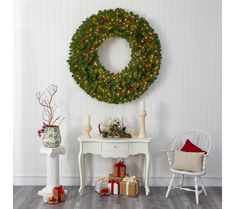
114,145 -> 118,148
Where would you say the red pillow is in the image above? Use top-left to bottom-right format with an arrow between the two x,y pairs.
181,139 -> 207,154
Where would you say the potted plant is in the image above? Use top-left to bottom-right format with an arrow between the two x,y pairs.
36,84 -> 65,148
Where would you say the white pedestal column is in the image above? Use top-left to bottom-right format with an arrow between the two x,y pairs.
38,146 -> 66,202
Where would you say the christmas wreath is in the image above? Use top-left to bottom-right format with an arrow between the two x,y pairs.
67,8 -> 161,104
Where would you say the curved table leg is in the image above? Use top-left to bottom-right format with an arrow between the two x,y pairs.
145,153 -> 150,196
142,155 -> 146,186
78,142 -> 84,195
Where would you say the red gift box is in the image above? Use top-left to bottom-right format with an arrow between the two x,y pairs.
54,185 -> 65,202
114,161 -> 126,178
48,185 -> 65,204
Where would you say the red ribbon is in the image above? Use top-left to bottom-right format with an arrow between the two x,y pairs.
100,187 -> 109,196
115,161 -> 125,167
54,185 -> 64,202
108,179 -> 117,194
115,161 -> 126,177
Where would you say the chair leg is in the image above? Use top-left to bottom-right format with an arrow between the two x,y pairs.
179,175 -> 184,190
165,173 -> 175,198
194,176 -> 199,205
199,176 -> 207,196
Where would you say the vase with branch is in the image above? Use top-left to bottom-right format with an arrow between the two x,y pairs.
36,84 -> 65,148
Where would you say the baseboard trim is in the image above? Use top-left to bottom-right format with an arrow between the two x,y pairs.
13,176 -> 222,187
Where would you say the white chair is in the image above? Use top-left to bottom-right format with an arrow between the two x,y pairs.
165,130 -> 212,205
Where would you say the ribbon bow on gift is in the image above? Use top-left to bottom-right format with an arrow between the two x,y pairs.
115,161 -> 126,167
123,175 -> 137,183
100,187 -> 109,196
108,179 -> 118,184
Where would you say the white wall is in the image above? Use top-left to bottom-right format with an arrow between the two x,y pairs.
13,0 -> 222,186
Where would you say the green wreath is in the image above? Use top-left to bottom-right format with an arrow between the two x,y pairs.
67,8 -> 161,104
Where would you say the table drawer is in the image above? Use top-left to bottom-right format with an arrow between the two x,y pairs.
83,142 -> 101,154
102,143 -> 128,151
129,143 -> 148,154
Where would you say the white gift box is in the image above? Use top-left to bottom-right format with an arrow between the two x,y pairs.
95,177 -> 109,193
108,182 -> 119,195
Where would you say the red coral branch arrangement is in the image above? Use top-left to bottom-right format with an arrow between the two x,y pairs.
36,84 -> 65,137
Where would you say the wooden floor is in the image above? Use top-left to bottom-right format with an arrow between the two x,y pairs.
13,186 -> 222,209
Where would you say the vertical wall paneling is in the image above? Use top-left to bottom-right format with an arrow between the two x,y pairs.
14,0 -> 221,185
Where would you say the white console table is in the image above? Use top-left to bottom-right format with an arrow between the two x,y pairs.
77,136 -> 151,196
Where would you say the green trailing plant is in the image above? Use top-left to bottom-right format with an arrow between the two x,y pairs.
67,8 -> 161,104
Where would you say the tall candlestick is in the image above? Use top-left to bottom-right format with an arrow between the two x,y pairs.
84,114 -> 92,138
139,101 -> 147,138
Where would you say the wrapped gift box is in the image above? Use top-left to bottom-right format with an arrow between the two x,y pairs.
48,185 -> 65,204
114,161 -> 126,178
108,179 -> 119,195
95,177 -> 109,193
120,176 -> 139,197
109,173 -> 126,194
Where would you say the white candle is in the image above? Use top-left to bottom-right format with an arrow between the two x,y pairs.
139,101 -> 145,111
85,114 -> 90,126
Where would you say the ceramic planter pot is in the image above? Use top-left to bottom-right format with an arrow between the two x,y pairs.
42,126 -> 61,148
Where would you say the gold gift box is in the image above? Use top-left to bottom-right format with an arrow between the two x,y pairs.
120,177 -> 139,197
